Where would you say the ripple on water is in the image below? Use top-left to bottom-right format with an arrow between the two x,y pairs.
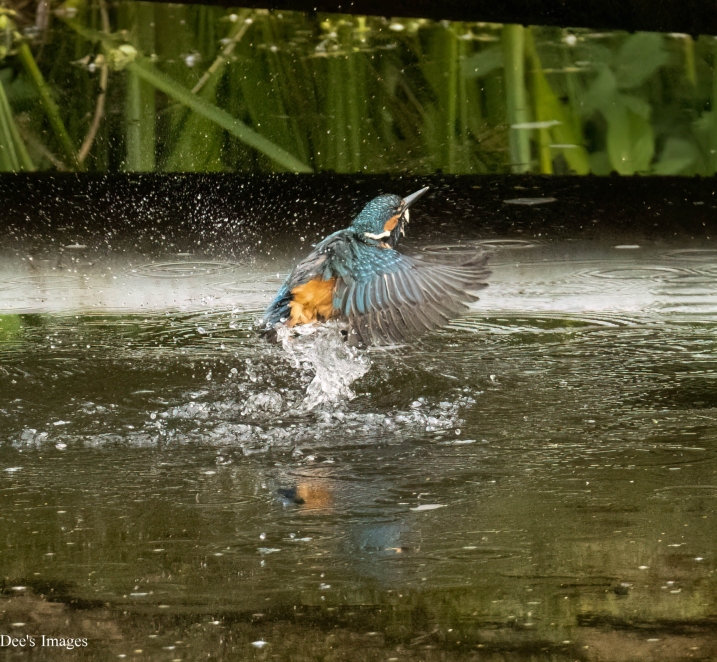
208,281 -> 271,294
116,310 -> 259,348
0,274 -> 79,291
449,313 -> 644,335
128,261 -> 240,279
578,266 -> 694,282
421,239 -> 539,257
654,485 -> 717,499
662,248 -> 717,263
660,273 -> 717,287
475,238 -> 541,249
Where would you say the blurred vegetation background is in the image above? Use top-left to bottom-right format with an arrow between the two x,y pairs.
0,0 -> 716,175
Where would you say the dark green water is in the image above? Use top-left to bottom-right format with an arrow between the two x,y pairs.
1,241 -> 716,660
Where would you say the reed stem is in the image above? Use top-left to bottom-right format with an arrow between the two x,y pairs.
684,36 -> 696,86
712,40 -> 717,175
124,2 -> 155,171
501,24 -> 530,173
191,10 -> 252,95
458,30 -> 470,172
446,25 -> 458,172
344,23 -> 362,171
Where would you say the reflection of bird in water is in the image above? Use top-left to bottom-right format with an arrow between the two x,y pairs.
277,484 -> 333,509
277,476 -> 416,585
261,188 -> 490,347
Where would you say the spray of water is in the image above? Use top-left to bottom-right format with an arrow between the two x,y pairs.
276,323 -> 371,409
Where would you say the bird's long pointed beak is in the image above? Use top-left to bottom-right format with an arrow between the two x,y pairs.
401,186 -> 429,210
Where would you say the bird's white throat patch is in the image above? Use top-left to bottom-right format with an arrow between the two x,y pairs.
364,230 -> 391,240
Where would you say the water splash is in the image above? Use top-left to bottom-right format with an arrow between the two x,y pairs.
159,391 -> 474,455
276,323 -> 371,409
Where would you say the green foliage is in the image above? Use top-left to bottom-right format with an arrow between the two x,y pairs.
613,32 -> 668,89
653,137 -> 701,174
525,31 -> 589,174
572,35 -> 667,174
0,3 -> 716,176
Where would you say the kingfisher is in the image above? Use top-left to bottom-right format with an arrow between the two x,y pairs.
261,187 -> 490,347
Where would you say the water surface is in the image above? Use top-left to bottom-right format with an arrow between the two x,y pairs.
1,239 -> 716,660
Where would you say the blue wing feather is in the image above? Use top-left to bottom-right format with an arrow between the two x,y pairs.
262,228 -> 490,346
340,242 -> 491,346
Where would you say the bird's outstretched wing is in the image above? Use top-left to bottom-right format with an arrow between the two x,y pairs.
262,232 -> 490,346
333,246 -> 490,347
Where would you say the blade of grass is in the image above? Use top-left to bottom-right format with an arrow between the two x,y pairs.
416,23 -> 457,172
683,35 -> 696,86
125,69 -> 144,170
0,85 -> 20,170
163,69 -> 225,171
16,41 -> 82,170
130,58 -> 312,172
457,28 -> 470,172
327,51 -> 348,171
162,11 -> 253,171
15,114 -> 67,170
0,76 -> 34,170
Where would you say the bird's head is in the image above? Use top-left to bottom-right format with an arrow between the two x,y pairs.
350,187 -> 429,249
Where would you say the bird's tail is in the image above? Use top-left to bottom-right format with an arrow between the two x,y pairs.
258,285 -> 292,342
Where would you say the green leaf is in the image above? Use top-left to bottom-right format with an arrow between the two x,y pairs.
580,62 -> 656,175
622,94 -> 651,119
613,33 -> 667,89
588,150 -> 612,175
1,68 -> 41,111
606,103 -> 654,174
579,66 -> 618,116
653,137 -> 699,175
462,46 -> 503,79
